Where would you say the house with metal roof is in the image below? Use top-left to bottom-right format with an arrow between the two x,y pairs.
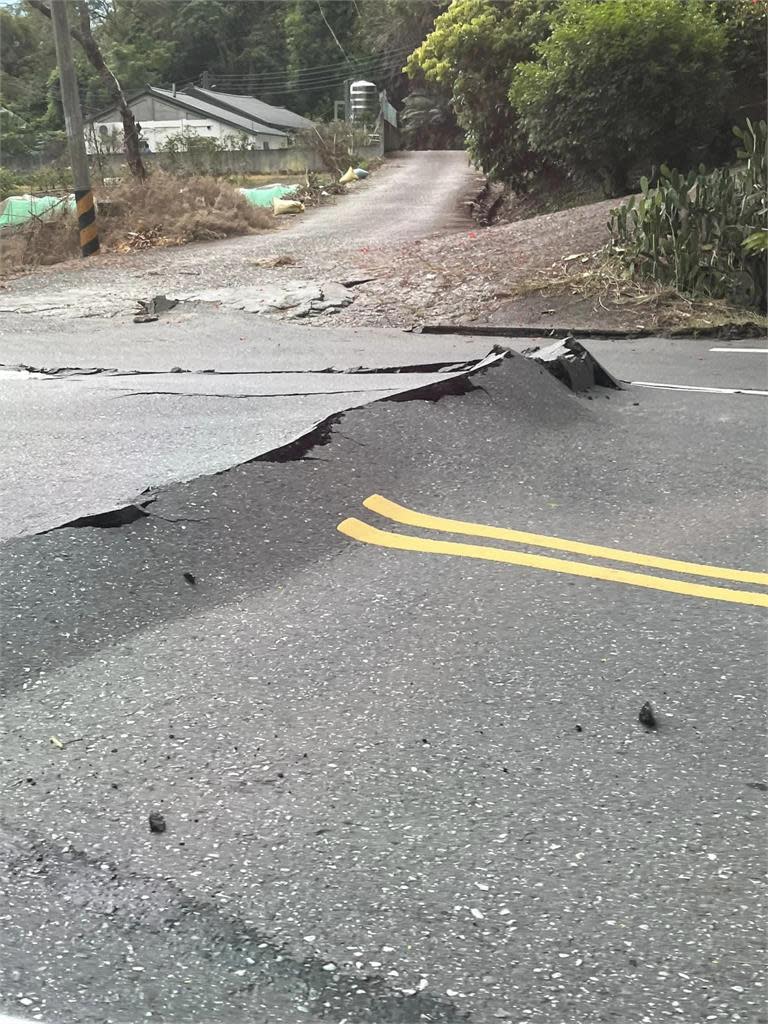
184,87 -> 315,133
84,85 -> 311,154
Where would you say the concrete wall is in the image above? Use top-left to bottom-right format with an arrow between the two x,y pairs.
90,141 -> 384,178
86,119 -> 286,155
382,120 -> 400,153
89,96 -> 291,152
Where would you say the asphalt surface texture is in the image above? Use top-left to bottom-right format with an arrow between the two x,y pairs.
0,311 -> 496,539
1,330 -> 766,1024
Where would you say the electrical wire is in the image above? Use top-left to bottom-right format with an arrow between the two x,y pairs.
201,49 -> 411,88
199,70 -> 402,97
315,0 -> 349,61
200,47 -> 412,83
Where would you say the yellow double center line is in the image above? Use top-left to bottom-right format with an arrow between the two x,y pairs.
338,495 -> 768,607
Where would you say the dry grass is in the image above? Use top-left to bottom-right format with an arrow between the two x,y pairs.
0,172 -> 273,276
0,209 -> 80,273
508,248 -> 768,334
105,173 -> 274,245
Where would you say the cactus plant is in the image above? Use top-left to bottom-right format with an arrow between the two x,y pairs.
609,120 -> 767,311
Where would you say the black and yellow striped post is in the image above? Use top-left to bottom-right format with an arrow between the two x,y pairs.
75,189 -> 99,257
50,0 -> 99,259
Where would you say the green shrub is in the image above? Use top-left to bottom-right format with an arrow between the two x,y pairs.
0,164 -> 73,199
510,0 -> 729,196
0,166 -> 19,200
405,0 -> 561,187
609,120 -> 768,311
24,165 -> 73,194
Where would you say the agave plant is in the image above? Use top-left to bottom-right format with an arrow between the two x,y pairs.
609,119 -> 767,311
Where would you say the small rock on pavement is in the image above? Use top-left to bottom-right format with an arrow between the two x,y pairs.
148,811 -> 167,834
638,701 -> 658,730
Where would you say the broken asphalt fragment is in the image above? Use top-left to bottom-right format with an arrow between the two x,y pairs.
142,295 -> 179,316
638,702 -> 658,730
5,352 -> 501,540
148,811 -> 167,834
134,294 -> 178,323
522,336 -> 622,392
167,281 -> 355,319
340,271 -> 378,287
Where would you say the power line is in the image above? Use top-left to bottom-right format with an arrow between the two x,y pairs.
203,69 -> 402,98
189,52 -> 409,98
315,0 -> 349,61
202,68 -> 405,95
204,48 -> 412,87
207,47 -> 411,82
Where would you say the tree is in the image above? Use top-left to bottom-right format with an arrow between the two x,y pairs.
705,0 -> 768,163
355,0 -> 450,106
399,90 -> 463,149
0,3 -> 64,159
406,0 -> 561,184
510,0 -> 729,196
284,0 -> 363,117
26,0 -> 147,179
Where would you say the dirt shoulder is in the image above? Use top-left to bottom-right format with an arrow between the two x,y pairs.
1,160 -> 763,336
328,198 -> 618,329
0,189 -> 616,327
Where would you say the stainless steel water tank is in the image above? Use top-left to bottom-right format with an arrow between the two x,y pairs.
349,80 -> 378,120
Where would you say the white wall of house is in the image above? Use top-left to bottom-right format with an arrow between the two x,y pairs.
85,118 -> 285,153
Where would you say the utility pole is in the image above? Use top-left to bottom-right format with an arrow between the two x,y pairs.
50,0 -> 99,256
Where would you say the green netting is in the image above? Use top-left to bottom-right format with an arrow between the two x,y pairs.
0,194 -> 76,227
239,184 -> 299,208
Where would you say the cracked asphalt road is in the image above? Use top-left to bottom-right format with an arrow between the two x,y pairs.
0,311 -> 495,539
1,336 -> 766,1024
1,150 -> 766,1023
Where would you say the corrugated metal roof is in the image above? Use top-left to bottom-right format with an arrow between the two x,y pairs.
149,87 -> 288,138
189,88 -> 315,132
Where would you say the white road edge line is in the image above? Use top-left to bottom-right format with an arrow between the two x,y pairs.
629,381 -> 768,396
709,347 -> 768,353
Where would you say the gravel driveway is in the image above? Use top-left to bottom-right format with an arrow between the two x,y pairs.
0,151 -> 483,322
1,151 -> 621,332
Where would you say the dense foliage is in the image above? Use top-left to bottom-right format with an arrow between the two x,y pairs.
510,0 -> 728,195
0,0 -> 452,161
399,91 -> 463,150
405,0 -> 560,186
610,120 -> 768,311
408,0 -> 767,191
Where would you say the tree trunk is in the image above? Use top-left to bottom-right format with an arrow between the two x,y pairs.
75,1 -> 146,181
27,0 -> 147,181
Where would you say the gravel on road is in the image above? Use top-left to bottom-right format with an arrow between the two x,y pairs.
0,151 -> 614,330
